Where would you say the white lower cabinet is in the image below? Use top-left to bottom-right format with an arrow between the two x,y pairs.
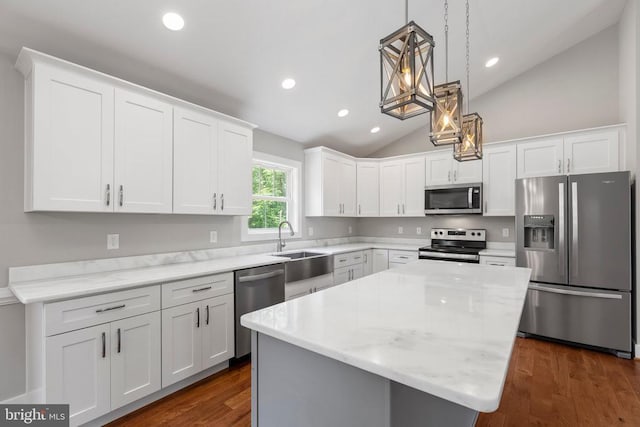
284,274 -> 334,301
372,249 -> 389,273
479,256 -> 516,267
388,250 -> 418,269
334,264 -> 364,286
161,293 -> 234,387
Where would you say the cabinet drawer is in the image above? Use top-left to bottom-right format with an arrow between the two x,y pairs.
480,256 -> 516,267
333,251 -> 364,268
388,250 -> 418,264
162,273 -> 233,309
45,285 -> 160,336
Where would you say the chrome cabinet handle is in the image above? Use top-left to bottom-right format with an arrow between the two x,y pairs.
358,204 -> 361,215
557,160 -> 561,173
119,185 -> 124,207
206,305 -> 210,325
398,256 -> 409,259
221,194 -> 224,211
101,332 -> 106,358
196,307 -> 200,328
117,328 -> 121,353
397,204 -> 400,215
364,253 -> 367,263
453,170 -> 457,181
192,286 -> 212,293
448,171 -> 451,182
402,204 -> 405,214
105,184 -> 111,206
96,304 -> 126,313
213,193 -> 217,210
567,158 -> 571,173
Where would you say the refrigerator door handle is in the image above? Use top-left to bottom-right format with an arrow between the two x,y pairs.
528,284 -> 622,300
558,182 -> 565,276
571,181 -> 578,279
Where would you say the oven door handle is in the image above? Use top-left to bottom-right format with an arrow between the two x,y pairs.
468,187 -> 473,208
419,251 -> 479,261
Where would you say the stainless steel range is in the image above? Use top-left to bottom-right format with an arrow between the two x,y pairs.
419,228 -> 486,263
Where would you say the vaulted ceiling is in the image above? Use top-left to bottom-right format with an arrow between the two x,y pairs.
0,0 -> 626,155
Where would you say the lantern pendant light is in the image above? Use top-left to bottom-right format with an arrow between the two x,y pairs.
430,0 -> 463,146
379,0 -> 435,120
454,0 -> 483,161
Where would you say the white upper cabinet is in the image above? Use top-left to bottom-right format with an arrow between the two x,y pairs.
379,155 -> 425,217
305,148 -> 357,216
114,88 -> 173,213
517,129 -> 621,178
516,137 -> 564,178
482,144 -> 517,216
217,121 -> 253,215
25,63 -> 114,212
564,129 -> 619,175
425,151 -> 482,186
356,161 -> 379,216
173,107 -> 219,214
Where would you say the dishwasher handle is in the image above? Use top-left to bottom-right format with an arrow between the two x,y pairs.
238,269 -> 285,283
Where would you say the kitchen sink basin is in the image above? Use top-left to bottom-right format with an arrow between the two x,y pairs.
273,251 -> 333,282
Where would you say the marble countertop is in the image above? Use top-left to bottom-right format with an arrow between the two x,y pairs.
241,260 -> 531,412
479,249 -> 516,258
10,254 -> 286,304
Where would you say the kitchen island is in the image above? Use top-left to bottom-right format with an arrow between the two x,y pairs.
241,259 -> 531,427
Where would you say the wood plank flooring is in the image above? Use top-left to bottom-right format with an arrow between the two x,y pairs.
108,338 -> 640,427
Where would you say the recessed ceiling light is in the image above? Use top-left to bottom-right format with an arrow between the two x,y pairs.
337,109 -> 349,118
485,57 -> 499,68
281,78 -> 296,89
162,12 -> 185,31
370,126 -> 381,134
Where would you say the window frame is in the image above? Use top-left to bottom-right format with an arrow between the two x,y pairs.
241,152 -> 301,242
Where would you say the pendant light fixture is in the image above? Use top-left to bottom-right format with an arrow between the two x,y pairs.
454,0 -> 483,161
379,0 -> 435,120
430,0 -> 462,146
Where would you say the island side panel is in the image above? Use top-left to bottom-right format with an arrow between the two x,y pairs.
254,333 -> 390,427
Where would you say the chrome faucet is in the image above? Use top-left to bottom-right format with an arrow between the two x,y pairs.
277,220 -> 295,252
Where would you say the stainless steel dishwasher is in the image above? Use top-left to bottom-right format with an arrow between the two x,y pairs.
234,263 -> 285,358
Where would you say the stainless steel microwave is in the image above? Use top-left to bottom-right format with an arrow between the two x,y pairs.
424,183 -> 482,215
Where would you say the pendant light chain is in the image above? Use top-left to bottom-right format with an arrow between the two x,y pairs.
465,0 -> 470,113
444,0 -> 449,81
405,0 -> 409,24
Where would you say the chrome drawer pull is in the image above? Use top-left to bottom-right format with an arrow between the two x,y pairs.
101,332 -> 106,358
192,286 -> 212,293
117,328 -> 121,353
96,304 -> 126,313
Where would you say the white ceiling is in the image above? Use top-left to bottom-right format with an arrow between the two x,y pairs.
0,0 -> 626,156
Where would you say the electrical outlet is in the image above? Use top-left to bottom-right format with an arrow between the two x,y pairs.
502,228 -> 510,238
398,226 -> 404,235
107,234 -> 119,250
210,230 -> 218,243
348,226 -> 353,234
416,227 -> 422,235
308,227 -> 314,237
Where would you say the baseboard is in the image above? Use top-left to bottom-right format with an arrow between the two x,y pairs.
0,287 -> 19,306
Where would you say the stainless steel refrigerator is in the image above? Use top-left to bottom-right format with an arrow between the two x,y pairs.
516,171 -> 632,358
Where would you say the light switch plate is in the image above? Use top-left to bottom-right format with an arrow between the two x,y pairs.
107,234 -> 119,250
398,226 -> 403,235
308,227 -> 314,237
502,228 -> 510,238
210,231 -> 218,243
416,227 -> 422,235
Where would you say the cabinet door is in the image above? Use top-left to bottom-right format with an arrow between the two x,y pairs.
356,162 -> 379,216
362,249 -> 374,276
161,301 -> 202,387
31,64 -> 114,212
322,153 -> 342,216
111,312 -> 161,409
114,88 -> 173,213
564,130 -> 619,175
340,158 -> 357,216
217,121 -> 253,215
351,264 -> 364,281
333,266 -> 351,286
201,294 -> 235,369
379,161 -> 404,216
453,159 -> 482,184
516,138 -> 564,178
372,249 -> 389,273
482,145 -> 516,216
403,156 -> 426,216
173,107 -> 218,214
425,152 -> 452,186
46,324 -> 110,425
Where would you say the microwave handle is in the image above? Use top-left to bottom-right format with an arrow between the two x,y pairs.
468,187 -> 473,208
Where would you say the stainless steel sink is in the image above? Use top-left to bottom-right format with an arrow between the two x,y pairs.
273,251 -> 333,282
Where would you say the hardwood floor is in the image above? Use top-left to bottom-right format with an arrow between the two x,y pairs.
108,338 -> 640,427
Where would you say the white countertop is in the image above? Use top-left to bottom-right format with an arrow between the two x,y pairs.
241,260 -> 531,412
305,243 -> 419,254
479,249 -> 516,258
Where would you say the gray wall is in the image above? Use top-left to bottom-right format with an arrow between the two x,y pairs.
0,51 -> 356,400
370,24 -> 621,158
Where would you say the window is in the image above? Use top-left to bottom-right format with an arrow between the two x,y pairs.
242,152 -> 300,241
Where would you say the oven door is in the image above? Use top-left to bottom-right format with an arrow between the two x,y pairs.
418,251 -> 480,263
425,183 -> 482,215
